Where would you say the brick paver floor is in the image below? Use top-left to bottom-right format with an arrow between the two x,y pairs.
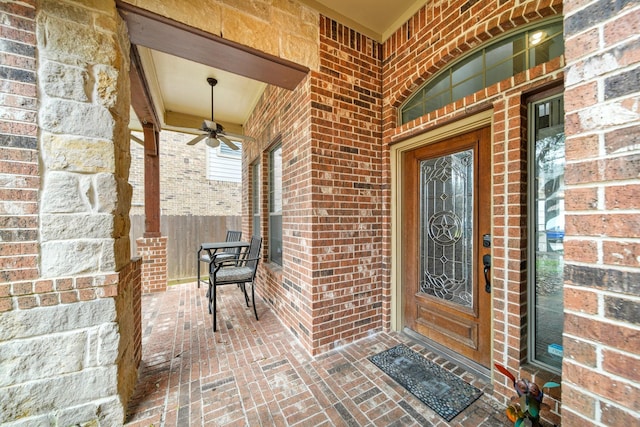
124,281 -> 513,426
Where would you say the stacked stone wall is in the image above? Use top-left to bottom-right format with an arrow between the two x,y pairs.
124,0 -> 320,72
0,0 -> 140,424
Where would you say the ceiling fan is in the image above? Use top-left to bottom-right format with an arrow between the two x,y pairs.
186,77 -> 254,150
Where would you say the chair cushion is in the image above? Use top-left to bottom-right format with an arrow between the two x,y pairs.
214,252 -> 235,261
201,252 -> 235,264
215,266 -> 253,283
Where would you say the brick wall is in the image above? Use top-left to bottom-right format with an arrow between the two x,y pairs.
137,236 -> 167,293
0,0 -> 633,425
381,0 -> 564,423
244,16 -> 383,355
562,1 -> 640,425
0,0 -> 39,292
129,130 -> 241,216
310,17 -> 383,352
244,80 -> 315,351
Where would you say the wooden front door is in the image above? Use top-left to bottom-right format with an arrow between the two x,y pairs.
402,127 -> 492,367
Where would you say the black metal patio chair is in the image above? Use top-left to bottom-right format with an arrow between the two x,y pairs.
208,235 -> 262,332
196,230 -> 242,288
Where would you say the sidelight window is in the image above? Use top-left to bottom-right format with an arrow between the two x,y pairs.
269,144 -> 282,265
252,161 -> 261,236
528,93 -> 565,372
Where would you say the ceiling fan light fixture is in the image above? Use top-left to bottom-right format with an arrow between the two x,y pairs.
186,77 -> 252,150
205,136 -> 220,148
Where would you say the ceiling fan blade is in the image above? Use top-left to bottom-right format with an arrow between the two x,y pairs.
221,131 -> 256,143
186,133 -> 207,145
217,134 -> 239,150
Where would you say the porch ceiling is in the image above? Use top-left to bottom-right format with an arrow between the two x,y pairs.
122,0 -> 422,137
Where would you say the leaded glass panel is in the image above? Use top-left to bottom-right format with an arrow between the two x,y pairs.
419,149 -> 474,307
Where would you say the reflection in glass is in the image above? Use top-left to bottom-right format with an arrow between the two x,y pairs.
530,94 -> 565,371
452,75 -> 483,102
403,104 -> 424,124
400,19 -> 564,124
425,91 -> 451,113
419,149 -> 474,308
269,145 -> 283,265
530,22 -> 563,67
486,58 -> 515,87
429,72 -> 451,95
452,53 -> 482,86
252,162 -> 261,236
485,37 -> 514,68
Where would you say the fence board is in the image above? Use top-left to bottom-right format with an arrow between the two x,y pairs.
130,215 -> 242,281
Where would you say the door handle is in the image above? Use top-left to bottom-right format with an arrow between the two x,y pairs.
483,254 -> 491,293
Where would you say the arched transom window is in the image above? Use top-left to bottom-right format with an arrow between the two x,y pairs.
400,19 -> 564,125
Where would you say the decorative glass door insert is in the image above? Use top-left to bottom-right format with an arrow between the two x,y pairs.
420,149 -> 474,308
402,127 -> 491,367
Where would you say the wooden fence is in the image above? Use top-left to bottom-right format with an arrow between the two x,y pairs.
130,215 -> 242,281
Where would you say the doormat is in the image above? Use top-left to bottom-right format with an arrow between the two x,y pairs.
368,344 -> 482,421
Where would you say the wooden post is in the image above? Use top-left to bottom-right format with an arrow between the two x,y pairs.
143,123 -> 161,237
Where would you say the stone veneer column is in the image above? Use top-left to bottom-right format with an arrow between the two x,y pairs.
0,1 -> 140,425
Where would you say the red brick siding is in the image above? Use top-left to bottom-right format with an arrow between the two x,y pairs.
244,80 -> 315,350
562,0 -> 640,424
244,16 -> 383,355
0,0 -> 38,293
309,17 -> 383,353
381,0 -> 564,422
136,236 -> 168,293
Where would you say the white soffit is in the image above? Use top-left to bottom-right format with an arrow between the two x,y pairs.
299,0 -> 426,42
137,46 -> 267,130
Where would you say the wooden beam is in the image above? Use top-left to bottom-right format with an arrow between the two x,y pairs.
130,45 -> 160,130
116,1 -> 309,91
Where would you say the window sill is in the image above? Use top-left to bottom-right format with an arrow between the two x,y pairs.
263,262 -> 283,276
